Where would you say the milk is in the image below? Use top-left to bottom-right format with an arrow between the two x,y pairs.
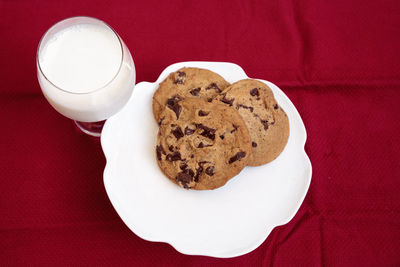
37,21 -> 135,122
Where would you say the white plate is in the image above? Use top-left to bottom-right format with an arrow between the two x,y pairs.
101,62 -> 312,258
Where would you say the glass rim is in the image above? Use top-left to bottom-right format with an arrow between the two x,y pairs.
36,16 -> 124,95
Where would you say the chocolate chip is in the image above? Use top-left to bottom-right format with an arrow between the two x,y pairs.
220,94 -> 234,106
198,110 -> 209,116
169,145 -> 174,152
237,104 -> 254,112
252,142 -> 257,147
206,83 -> 221,92
166,151 -> 181,161
219,135 -> 225,140
250,88 -> 260,96
193,162 -> 210,181
194,165 -> 203,182
205,166 -> 215,176
197,142 -> 212,148
197,124 -> 216,140
176,172 -> 191,187
156,145 -> 166,160
173,105 -> 181,119
166,95 -> 182,107
184,126 -> 195,135
190,154 -> 194,158
180,162 -> 188,170
260,120 -> 269,130
230,124 -> 238,133
158,117 -> 165,126
176,168 -> 194,188
166,95 -> 183,119
228,151 -> 246,164
190,87 -> 201,96
205,83 -> 216,90
172,126 -> 184,140
207,98 -> 213,102
174,71 -> 186,84
274,104 -> 279,110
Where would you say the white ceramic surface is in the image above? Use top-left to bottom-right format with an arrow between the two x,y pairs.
101,62 -> 312,258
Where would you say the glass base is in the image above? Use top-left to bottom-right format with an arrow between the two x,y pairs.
74,120 -> 105,137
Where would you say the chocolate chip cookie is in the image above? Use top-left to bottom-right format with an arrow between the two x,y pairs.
156,98 -> 252,190
213,79 -> 289,166
152,67 -> 230,122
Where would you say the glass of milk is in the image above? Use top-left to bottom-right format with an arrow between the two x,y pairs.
37,16 -> 135,137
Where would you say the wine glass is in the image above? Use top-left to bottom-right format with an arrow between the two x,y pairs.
37,16 -> 135,137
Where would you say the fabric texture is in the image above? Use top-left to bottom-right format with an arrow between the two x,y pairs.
1,0 -> 399,266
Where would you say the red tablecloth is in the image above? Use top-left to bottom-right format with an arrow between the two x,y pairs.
1,1 -> 399,266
